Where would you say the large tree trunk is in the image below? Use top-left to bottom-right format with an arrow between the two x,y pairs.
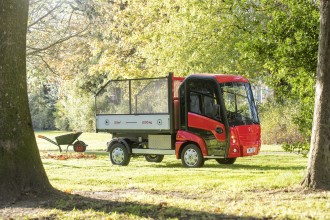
0,0 -> 53,202
303,0 -> 330,190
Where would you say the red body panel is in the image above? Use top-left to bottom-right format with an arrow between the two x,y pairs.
187,113 -> 226,142
190,73 -> 249,84
172,76 -> 184,99
175,130 -> 208,158
228,125 -> 261,158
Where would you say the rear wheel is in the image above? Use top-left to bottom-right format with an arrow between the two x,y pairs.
109,143 -> 131,166
181,144 -> 204,168
73,141 -> 87,152
145,155 -> 164,163
215,158 -> 236,165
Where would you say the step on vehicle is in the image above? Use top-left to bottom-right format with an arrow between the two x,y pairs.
95,73 -> 261,167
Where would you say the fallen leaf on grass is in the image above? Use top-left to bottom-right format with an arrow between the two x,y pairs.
64,189 -> 73,194
159,202 -> 168,208
42,153 -> 97,160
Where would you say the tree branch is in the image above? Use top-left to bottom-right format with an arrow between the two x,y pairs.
34,55 -> 60,76
28,2 -> 63,29
26,24 -> 90,57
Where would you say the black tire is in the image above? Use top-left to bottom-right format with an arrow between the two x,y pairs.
181,144 -> 204,168
145,155 -> 164,163
73,141 -> 87,152
109,142 -> 131,166
215,158 -> 236,165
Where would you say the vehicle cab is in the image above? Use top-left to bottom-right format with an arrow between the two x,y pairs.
176,74 -> 261,166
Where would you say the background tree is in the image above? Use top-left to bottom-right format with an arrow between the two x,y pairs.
0,0 -> 52,202
240,0 -> 319,139
27,0 -> 97,131
303,0 -> 330,190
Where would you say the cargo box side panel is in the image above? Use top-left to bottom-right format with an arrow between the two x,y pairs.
96,114 -> 170,131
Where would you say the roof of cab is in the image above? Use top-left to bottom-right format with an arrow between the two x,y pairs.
190,73 -> 249,83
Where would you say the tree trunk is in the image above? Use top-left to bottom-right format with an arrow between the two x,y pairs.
0,0 -> 53,203
302,0 -> 330,190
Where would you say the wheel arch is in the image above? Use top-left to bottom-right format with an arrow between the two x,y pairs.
175,130 -> 208,159
107,138 -> 132,154
176,141 -> 202,159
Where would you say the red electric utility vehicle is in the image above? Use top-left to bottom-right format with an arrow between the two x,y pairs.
95,73 -> 261,167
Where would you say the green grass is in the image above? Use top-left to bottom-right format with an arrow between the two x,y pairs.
29,131 -> 330,219
260,144 -> 284,152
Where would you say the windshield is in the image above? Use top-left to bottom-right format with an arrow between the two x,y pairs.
220,82 -> 259,126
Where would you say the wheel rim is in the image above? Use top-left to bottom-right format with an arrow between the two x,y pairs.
184,149 -> 198,166
112,147 -> 124,164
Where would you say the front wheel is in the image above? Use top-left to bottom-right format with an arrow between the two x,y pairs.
109,143 -> 131,166
181,144 -> 204,168
215,158 -> 236,165
145,155 -> 164,163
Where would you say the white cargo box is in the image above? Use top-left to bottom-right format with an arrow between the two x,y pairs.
96,114 -> 170,131
95,76 -> 173,133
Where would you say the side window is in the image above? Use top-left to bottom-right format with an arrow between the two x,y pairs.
190,92 -> 201,114
188,80 -> 220,121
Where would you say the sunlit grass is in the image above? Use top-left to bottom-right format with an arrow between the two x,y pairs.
31,131 -> 330,219
260,144 -> 283,152
39,154 -> 330,219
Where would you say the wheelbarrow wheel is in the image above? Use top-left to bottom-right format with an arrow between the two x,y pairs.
73,141 -> 87,152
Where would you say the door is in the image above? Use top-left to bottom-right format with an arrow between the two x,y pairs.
179,77 -> 228,156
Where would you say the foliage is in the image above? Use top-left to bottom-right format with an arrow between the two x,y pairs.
258,101 -> 306,145
282,142 -> 310,157
238,0 -> 319,139
54,80 -> 95,131
28,74 -> 57,130
27,0 -> 101,131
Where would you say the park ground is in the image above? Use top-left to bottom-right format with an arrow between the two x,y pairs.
0,131 -> 329,219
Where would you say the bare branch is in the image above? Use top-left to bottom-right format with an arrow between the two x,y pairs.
27,24 -> 90,57
37,55 -> 60,76
64,9 -> 75,35
29,0 -> 44,6
28,2 -> 63,28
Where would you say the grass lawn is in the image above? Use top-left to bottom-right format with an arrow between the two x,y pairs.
1,131 -> 329,219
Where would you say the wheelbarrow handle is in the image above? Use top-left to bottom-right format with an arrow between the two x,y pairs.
37,135 -> 62,152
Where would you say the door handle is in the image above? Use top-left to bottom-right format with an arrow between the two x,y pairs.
215,127 -> 223,134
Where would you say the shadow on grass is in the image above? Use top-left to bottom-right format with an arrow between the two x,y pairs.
153,162 -> 305,171
3,190 -> 261,220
